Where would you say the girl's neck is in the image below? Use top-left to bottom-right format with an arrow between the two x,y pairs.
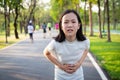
66,36 -> 76,42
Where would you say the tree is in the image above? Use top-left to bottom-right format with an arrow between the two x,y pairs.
27,0 -> 36,24
89,1 -> 93,36
97,0 -> 102,38
106,0 -> 111,42
6,0 -> 12,37
50,0 -> 60,22
102,0 -> 106,32
83,0 -> 87,35
5,0 -> 24,39
111,0 -> 120,30
11,0 -> 23,39
3,0 -> 8,43
0,0 -> 14,42
50,0 -> 79,22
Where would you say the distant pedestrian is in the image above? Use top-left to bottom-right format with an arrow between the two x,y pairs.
35,24 -> 40,31
27,20 -> 34,43
42,22 -> 47,38
44,9 -> 90,80
47,22 -> 52,35
55,23 -> 59,30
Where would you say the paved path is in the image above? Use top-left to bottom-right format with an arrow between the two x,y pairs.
0,29 -> 108,80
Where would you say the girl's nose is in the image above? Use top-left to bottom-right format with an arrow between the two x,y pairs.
68,22 -> 73,27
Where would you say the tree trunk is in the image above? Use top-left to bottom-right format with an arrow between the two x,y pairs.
24,15 -> 28,34
28,0 -> 36,24
20,21 -> 23,33
106,0 -> 111,42
102,0 -> 106,32
7,9 -> 10,36
89,2 -> 93,36
98,0 -> 102,38
4,1 -> 8,43
14,7 -> 19,39
112,0 -> 116,30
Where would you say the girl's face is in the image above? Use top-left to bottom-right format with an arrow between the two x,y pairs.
61,12 -> 80,39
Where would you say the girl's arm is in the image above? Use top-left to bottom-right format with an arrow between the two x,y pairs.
68,49 -> 89,73
44,49 -> 69,71
75,49 -> 89,67
44,49 -> 62,68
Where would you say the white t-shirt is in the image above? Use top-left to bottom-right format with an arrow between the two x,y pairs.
27,25 -> 34,33
45,38 -> 90,80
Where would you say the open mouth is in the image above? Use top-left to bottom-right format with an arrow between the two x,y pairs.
67,29 -> 73,32
67,29 -> 73,31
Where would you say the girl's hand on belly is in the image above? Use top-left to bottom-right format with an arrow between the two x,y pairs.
61,64 -> 78,74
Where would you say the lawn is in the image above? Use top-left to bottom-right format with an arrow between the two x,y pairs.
0,32 -> 27,49
89,33 -> 120,80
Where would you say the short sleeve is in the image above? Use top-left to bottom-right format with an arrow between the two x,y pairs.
44,39 -> 56,56
85,38 -> 90,50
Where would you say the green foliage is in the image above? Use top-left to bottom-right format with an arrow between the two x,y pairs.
89,33 -> 120,80
0,15 -> 4,32
87,0 -> 97,4
50,0 -> 60,22
79,8 -> 89,25
50,0 -> 80,22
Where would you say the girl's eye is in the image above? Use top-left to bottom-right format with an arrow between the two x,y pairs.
72,21 -> 76,23
72,20 -> 76,23
64,22 -> 68,24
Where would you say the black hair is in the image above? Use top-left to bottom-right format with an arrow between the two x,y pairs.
29,23 -> 32,25
55,9 -> 86,42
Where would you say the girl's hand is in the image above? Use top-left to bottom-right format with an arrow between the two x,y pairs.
59,64 -> 79,74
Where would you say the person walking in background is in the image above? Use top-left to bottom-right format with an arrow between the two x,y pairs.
42,22 -> 47,38
27,20 -> 34,43
43,9 -> 90,80
47,22 -> 52,36
35,24 -> 40,31
55,23 -> 59,30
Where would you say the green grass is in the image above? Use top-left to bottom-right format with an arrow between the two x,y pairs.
0,22 -> 27,49
89,34 -> 120,80
0,32 -> 27,49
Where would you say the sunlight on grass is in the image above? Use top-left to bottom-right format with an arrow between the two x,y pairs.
89,33 -> 120,80
0,33 -> 27,49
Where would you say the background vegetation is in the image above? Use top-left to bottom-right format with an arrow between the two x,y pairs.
89,33 -> 120,80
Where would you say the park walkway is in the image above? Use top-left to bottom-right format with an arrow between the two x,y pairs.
0,29 -> 108,80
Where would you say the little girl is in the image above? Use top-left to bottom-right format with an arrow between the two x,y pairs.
44,9 -> 90,80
